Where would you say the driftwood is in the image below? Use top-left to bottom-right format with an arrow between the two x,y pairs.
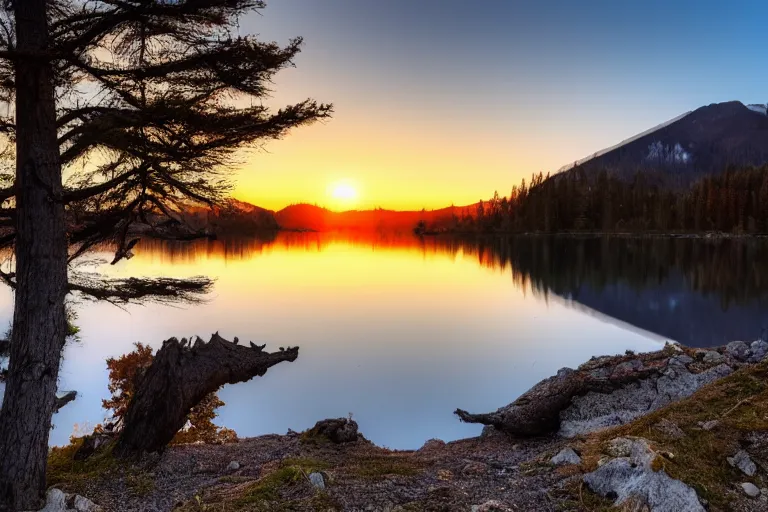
113,333 -> 298,457
455,351 -> 674,436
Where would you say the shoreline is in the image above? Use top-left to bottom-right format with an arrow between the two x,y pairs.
49,339 -> 768,511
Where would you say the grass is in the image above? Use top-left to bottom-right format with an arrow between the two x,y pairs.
47,437 -> 118,492
47,436 -> 156,498
573,359 -> 768,510
344,452 -> 424,480
235,457 -> 332,509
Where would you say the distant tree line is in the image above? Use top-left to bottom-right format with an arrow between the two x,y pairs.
435,165 -> 768,234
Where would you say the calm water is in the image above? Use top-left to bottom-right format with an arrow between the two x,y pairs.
3,234 -> 768,449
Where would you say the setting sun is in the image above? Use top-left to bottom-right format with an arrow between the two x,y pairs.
327,180 -> 359,209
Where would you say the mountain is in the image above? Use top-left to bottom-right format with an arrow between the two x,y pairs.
556,101 -> 768,184
275,203 -> 477,232
179,198 -> 279,234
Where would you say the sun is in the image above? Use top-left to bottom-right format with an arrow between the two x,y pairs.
327,180 -> 359,208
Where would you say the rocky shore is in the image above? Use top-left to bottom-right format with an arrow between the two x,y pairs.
45,341 -> 768,511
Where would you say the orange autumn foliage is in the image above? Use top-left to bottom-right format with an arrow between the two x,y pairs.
102,342 -> 237,445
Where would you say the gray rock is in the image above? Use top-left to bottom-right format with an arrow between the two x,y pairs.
39,489 -> 66,512
550,447 -> 581,465
226,461 -> 240,471
741,482 -> 760,497
653,418 -> 685,439
726,341 -> 750,361
308,472 -> 325,490
606,437 -> 634,458
560,363 -> 732,437
702,351 -> 725,364
749,340 -> 768,362
727,450 -> 757,476
306,418 -> 359,443
699,420 -> 720,431
670,355 -> 694,365
71,495 -> 102,512
584,438 -> 704,512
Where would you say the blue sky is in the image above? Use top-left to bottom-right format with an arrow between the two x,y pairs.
233,0 -> 768,209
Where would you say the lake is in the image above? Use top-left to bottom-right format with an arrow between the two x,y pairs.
2,234 -> 768,449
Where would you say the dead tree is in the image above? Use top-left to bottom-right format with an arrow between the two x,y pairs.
113,334 -> 298,457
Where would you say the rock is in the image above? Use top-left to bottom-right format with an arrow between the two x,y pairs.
749,340 -> 768,362
741,482 -> 760,497
702,351 -> 725,364
471,501 -> 512,512
584,438 -> 704,512
71,495 -> 102,512
726,341 -> 750,361
653,418 -> 685,439
461,461 -> 489,475
305,418 -> 359,443
698,420 -> 720,431
727,450 -> 757,476
550,447 -> 581,465
419,438 -> 446,451
39,489 -> 66,512
227,461 -> 240,471
606,437 -> 635,458
73,433 -> 114,460
560,363 -> 732,437
613,359 -> 644,377
308,472 -> 325,490
670,355 -> 694,365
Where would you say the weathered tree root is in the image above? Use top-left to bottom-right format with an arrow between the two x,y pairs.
113,333 -> 298,457
455,351 -> 672,436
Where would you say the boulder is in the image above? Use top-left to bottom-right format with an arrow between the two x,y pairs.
39,489 -> 66,512
584,438 -> 704,512
559,363 -> 732,437
727,450 -> 757,477
305,418 -> 359,444
226,461 -> 240,471
702,351 -> 724,364
550,447 -> 581,466
749,340 -> 768,363
726,341 -> 750,361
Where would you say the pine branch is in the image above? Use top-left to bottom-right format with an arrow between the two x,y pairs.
69,275 -> 213,304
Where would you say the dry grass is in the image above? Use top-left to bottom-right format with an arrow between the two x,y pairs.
573,360 -> 768,510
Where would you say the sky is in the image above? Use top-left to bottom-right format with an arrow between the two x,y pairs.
230,0 -> 768,211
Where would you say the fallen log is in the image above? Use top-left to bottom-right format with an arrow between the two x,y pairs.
455,350 -> 677,437
113,333 -> 298,457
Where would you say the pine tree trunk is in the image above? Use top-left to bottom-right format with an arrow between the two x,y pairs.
0,0 -> 68,509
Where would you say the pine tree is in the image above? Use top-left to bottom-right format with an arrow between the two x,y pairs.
0,1 -> 331,508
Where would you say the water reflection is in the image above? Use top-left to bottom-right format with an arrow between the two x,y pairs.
136,233 -> 768,348
7,232 -> 761,449
47,232 -> 668,449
